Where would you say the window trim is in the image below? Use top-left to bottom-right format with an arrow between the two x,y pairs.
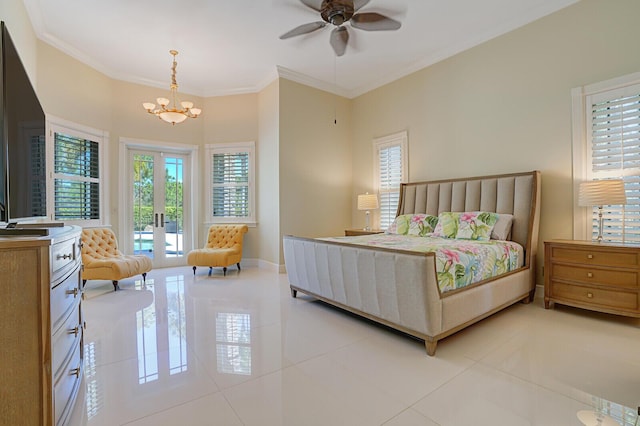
46,116 -> 109,227
571,71 -> 640,240
372,131 -> 408,231
205,141 -> 256,226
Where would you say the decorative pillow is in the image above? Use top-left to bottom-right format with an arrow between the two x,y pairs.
491,214 -> 514,240
387,214 -> 439,237
432,211 -> 498,240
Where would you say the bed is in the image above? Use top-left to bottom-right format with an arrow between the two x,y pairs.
283,171 -> 541,355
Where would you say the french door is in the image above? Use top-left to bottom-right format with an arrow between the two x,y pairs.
131,150 -> 190,268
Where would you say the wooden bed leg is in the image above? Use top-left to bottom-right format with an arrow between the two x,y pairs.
521,289 -> 536,304
425,339 -> 437,356
290,288 -> 297,298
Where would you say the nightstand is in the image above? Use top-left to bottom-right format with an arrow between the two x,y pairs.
344,229 -> 384,236
544,240 -> 640,318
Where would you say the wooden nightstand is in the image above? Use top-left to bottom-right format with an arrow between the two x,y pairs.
344,229 -> 384,236
544,240 -> 640,318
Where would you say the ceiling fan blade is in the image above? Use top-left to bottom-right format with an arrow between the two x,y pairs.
280,21 -> 327,39
350,12 -> 401,31
353,0 -> 370,11
330,26 -> 349,57
300,0 -> 322,12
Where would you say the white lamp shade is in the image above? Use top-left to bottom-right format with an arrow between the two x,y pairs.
578,179 -> 627,206
159,111 -> 188,125
142,102 -> 156,111
357,193 -> 379,210
157,97 -> 170,107
190,108 -> 202,116
181,100 -> 194,109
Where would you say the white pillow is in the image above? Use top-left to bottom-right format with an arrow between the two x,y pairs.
491,214 -> 514,240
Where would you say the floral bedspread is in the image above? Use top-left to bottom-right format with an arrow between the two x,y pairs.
321,234 -> 524,293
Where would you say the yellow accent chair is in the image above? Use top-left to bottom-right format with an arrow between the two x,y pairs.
188,224 -> 248,276
81,228 -> 152,291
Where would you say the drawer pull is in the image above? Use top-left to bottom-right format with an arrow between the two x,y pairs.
57,253 -> 73,260
587,272 -> 593,278
68,326 -> 79,337
66,288 -> 79,298
69,367 -> 81,378
587,254 -> 593,259
587,292 -> 594,298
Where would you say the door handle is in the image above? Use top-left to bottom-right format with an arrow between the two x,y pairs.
161,213 -> 165,228
155,213 -> 158,227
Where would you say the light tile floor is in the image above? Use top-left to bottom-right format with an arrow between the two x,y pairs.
68,266 -> 640,426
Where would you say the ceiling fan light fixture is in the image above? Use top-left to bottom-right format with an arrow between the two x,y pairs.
142,50 -> 202,125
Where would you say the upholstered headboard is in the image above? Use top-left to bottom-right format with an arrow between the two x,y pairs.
397,171 -> 541,266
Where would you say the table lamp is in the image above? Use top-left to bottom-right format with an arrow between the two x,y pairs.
578,179 -> 627,242
357,193 -> 379,231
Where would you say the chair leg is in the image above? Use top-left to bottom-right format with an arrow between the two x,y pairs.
237,262 -> 241,271
192,266 -> 196,275
142,272 -> 147,283
223,267 -> 227,276
82,279 -> 87,288
208,267 -> 212,276
112,281 -> 119,291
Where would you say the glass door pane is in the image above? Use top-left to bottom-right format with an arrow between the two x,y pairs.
133,154 -> 155,258
164,157 -> 184,258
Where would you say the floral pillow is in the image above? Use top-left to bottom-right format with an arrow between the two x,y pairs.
387,214 -> 439,237
432,211 -> 498,241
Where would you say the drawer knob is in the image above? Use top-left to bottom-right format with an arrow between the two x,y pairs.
57,253 -> 73,260
69,367 -> 81,378
66,288 -> 79,298
587,292 -> 594,298
68,326 -> 79,337
587,254 -> 593,259
587,272 -> 593,278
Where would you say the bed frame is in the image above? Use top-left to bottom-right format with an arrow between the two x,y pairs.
283,171 -> 541,355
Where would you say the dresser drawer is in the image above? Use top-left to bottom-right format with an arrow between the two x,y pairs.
551,264 -> 638,288
52,302 -> 82,380
51,237 -> 80,283
51,266 -> 82,335
54,342 -> 82,426
551,282 -> 638,310
551,246 -> 640,268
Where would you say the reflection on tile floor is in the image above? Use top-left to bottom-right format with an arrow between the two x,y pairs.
69,266 -> 640,426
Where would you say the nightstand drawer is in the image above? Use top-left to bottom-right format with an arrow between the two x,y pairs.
551,246 -> 640,267
552,282 -> 638,310
551,264 -> 638,288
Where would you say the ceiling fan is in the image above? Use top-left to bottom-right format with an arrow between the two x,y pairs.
280,0 -> 401,57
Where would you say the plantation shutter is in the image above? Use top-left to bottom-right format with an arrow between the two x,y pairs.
53,132 -> 100,220
587,84 -> 640,243
375,134 -> 407,230
212,152 -> 249,218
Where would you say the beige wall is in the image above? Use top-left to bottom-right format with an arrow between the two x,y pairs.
351,0 -> 640,284
257,80 -> 280,265
278,79 -> 352,263
0,1 -> 39,88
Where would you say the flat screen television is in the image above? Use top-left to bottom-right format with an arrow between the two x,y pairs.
0,21 -> 47,223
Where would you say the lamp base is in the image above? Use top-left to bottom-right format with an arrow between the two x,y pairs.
363,210 -> 371,231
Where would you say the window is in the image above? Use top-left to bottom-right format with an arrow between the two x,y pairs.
47,118 -> 107,225
373,131 -> 408,230
206,142 -> 255,224
572,73 -> 640,243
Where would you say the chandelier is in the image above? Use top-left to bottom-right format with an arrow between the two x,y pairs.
142,50 -> 201,125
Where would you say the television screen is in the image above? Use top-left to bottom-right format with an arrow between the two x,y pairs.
1,22 -> 47,222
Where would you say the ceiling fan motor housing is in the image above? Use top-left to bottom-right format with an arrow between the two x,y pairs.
321,0 -> 354,25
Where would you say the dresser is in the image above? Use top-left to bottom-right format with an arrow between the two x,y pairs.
0,226 -> 83,425
544,239 -> 640,318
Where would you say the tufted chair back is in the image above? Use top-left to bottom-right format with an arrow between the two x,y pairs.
204,225 -> 248,250
82,228 -> 123,262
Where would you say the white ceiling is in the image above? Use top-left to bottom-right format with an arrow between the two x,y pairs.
22,0 -> 578,99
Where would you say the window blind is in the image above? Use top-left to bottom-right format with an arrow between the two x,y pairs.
53,132 -> 100,220
588,89 -> 640,243
377,143 -> 403,230
212,152 -> 249,218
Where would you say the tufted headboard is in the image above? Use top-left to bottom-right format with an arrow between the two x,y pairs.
396,171 -> 541,267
